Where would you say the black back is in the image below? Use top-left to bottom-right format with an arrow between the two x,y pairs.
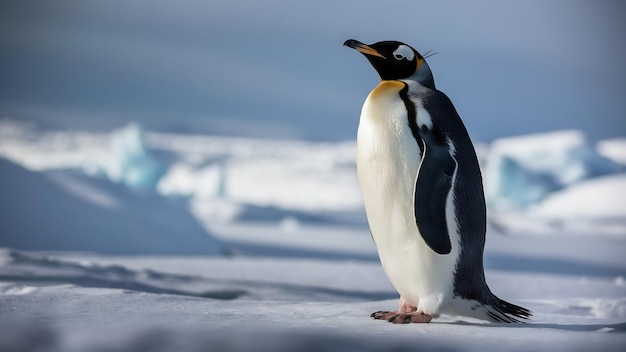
415,88 -> 489,299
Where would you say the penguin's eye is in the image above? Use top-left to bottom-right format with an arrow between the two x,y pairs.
393,45 -> 415,62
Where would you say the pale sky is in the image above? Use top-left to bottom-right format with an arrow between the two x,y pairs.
1,0 -> 624,142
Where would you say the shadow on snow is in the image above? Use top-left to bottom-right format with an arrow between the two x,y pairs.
0,250 -> 395,302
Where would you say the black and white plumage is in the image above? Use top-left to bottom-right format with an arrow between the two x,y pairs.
344,39 -> 531,324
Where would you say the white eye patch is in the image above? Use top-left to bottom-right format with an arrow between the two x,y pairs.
392,45 -> 415,61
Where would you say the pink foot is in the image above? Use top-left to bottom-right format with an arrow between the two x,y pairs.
371,298 -> 432,324
370,310 -> 432,324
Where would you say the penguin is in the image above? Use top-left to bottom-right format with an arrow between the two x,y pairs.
344,39 -> 532,324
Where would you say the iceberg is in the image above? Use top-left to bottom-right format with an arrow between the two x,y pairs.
485,130 -> 621,210
83,124 -> 166,189
0,120 -> 166,190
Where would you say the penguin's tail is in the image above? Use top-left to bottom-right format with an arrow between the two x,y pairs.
484,297 -> 532,323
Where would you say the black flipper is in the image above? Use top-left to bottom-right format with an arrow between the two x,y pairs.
413,131 -> 456,255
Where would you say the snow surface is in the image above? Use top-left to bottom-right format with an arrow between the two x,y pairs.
1,226 -> 625,352
1,120 -> 625,351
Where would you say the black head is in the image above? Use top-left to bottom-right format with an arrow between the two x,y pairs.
343,39 -> 435,89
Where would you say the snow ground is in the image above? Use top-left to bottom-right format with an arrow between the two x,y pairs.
1,121 -> 625,351
1,223 -> 625,352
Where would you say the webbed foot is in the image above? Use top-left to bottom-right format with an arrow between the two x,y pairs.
370,310 -> 432,324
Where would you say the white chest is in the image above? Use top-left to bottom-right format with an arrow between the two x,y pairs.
356,81 -> 422,243
355,81 -> 460,315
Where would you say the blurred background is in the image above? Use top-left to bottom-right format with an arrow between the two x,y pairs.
0,0 -> 625,253
2,0 -> 625,141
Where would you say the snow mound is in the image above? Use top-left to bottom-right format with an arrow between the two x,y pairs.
149,132 -> 361,213
157,162 -> 226,198
590,299 -> 626,319
597,138 -> 626,167
493,173 -> 626,238
485,130 -> 621,210
0,158 -> 223,255
533,174 -> 626,219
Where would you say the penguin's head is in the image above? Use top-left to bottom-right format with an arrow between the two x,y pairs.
344,39 -> 435,89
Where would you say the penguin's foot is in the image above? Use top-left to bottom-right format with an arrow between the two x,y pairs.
370,311 -> 432,324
